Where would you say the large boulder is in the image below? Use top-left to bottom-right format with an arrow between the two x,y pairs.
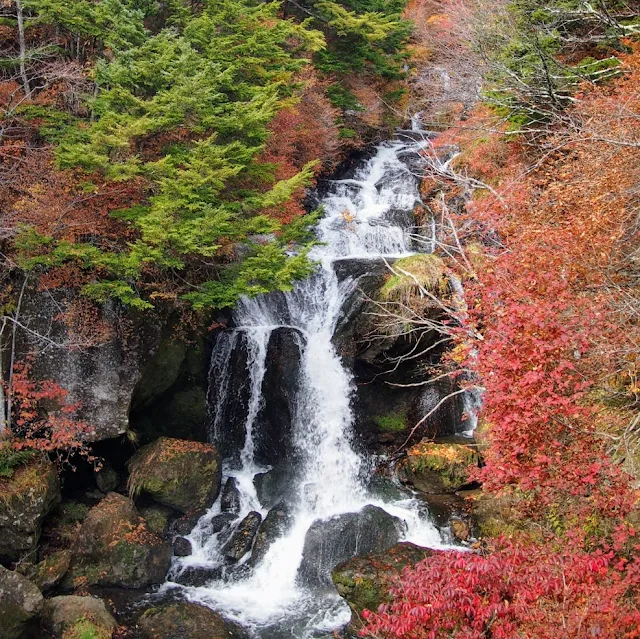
138,601 -> 249,639
298,505 -> 405,586
42,595 -> 117,639
68,492 -> 171,589
398,440 -> 479,494
0,459 -> 60,564
0,565 -> 44,639
127,437 -> 221,514
332,542 -> 432,632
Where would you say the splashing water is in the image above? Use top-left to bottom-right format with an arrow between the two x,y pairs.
166,138 -> 455,637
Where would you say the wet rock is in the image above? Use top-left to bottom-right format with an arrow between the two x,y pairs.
255,327 -> 303,466
139,601 -> 249,639
299,505 -> 405,586
27,550 -> 71,595
0,459 -> 60,564
208,331 -> 252,458
139,505 -> 174,538
397,440 -> 480,494
68,492 -> 171,589
42,595 -> 117,638
171,565 -> 222,587
220,477 -> 241,514
170,510 -> 206,537
250,502 -> 293,566
95,462 -> 119,494
223,511 -> 262,563
332,542 -> 432,632
253,466 -> 292,509
127,437 -> 222,514
0,565 -> 44,639
172,537 -> 192,557
208,512 -> 238,535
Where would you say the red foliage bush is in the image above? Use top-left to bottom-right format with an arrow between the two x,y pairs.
362,537 -> 640,639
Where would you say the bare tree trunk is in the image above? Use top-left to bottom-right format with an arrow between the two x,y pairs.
0,317 -> 8,436
15,0 -> 31,99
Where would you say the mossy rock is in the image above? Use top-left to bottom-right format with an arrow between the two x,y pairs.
398,440 -> 479,494
373,412 -> 407,433
138,505 -> 174,538
0,565 -> 44,639
138,601 -> 250,639
127,437 -> 221,514
332,542 -> 432,632
42,595 -> 117,638
68,493 -> 170,589
26,549 -> 71,594
380,254 -> 447,303
0,459 -> 61,564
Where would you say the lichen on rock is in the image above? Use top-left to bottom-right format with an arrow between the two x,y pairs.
0,565 -> 44,639
0,459 -> 60,564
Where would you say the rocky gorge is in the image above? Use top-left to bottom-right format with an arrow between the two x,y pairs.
0,130 -> 487,639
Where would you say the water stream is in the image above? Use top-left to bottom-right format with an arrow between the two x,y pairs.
165,135 -> 461,637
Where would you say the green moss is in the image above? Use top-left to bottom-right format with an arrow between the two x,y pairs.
64,618 -> 111,639
380,254 -> 447,303
373,413 -> 407,432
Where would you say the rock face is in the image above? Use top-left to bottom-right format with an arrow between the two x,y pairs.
139,602 -> 249,639
207,331 -> 252,458
398,440 -> 480,494
250,502 -> 293,566
333,255 -> 465,451
127,437 -> 222,514
42,595 -> 117,639
69,492 -> 171,588
223,511 -> 262,562
0,460 -> 60,564
332,542 -> 432,631
15,287 -> 163,441
299,505 -> 405,586
0,565 -> 44,639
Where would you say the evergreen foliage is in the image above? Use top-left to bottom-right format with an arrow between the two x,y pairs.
13,0 -> 328,309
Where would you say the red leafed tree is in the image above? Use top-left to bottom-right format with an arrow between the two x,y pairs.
362,43 -> 640,639
4,361 -> 92,463
258,73 -> 340,224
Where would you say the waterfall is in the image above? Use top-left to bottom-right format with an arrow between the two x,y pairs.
168,137 -> 455,637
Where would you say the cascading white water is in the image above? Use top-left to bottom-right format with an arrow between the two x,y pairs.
167,138 -> 455,637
